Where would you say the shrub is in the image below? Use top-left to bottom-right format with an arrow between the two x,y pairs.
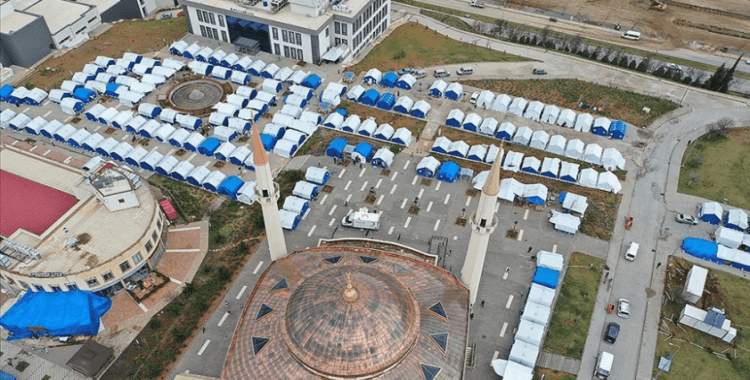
144,361 -> 162,379
170,327 -> 187,343
392,49 -> 406,60
148,318 -> 162,330
549,17 -> 558,22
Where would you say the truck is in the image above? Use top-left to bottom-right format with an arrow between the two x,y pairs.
341,208 -> 381,230
470,0 -> 485,8
594,351 -> 614,379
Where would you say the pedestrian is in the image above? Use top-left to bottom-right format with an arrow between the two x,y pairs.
481,300 -> 485,308
202,326 -> 205,333
470,313 -> 474,320
397,233 -> 401,241
224,300 -> 229,307
527,246 -> 533,253
657,262 -> 662,268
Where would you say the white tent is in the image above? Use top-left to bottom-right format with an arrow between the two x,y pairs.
319,89 -> 341,106
341,115 -> 361,132
234,56 -> 253,72
125,146 -> 149,165
106,65 -> 127,75
281,104 -> 304,118
187,167 -> 211,187
715,227 -> 744,249
468,145 -> 487,161
99,108 -> 119,125
521,156 -> 541,173
596,171 -> 622,194
213,126 -> 237,142
262,79 -> 282,94
156,156 -> 179,175
184,43 -> 201,58
493,360 -> 533,380
347,85 -> 365,102
68,130 -> 89,149
395,73 -> 416,89
142,74 -> 166,86
324,113 -> 344,129
564,139 -> 585,160
574,113 -> 593,132
391,128 -> 413,146
40,120 -> 62,137
49,89 -> 70,104
225,94 -> 248,109
305,167 -> 330,186
537,251 -> 564,271
528,283 -> 556,307
486,145 -> 503,164
583,143 -> 603,165
541,104 -> 560,124
491,94 -> 512,113
357,119 -> 377,136
521,301 -> 552,325
512,126 -> 533,146
271,112 -> 295,127
283,196 -> 309,216
289,119 -> 317,136
498,178 -> 525,202
448,141 -> 470,157
230,70 -> 250,85
293,181 -> 318,200
53,124 -> 77,141
372,148 -> 395,168
601,147 -> 626,170
24,116 -> 47,135
556,109 -> 576,127
523,101 -> 544,121
274,139 -> 298,158
445,82 -> 463,99
546,135 -> 566,156
129,82 -> 155,95
170,161 -> 194,181
279,209 -> 301,230
549,210 -> 581,234
593,117 -> 611,134
274,67 -> 294,82
26,88 -> 48,105
446,109 -> 465,127
157,109 -> 178,124
115,76 -> 139,87
725,209 -> 749,231
562,192 -> 588,215
139,119 -> 161,138
364,68 -> 382,85
502,151 -> 524,173
169,41 -> 188,55
289,70 -> 307,85
299,111 -> 322,126
462,113 -> 482,131
477,90 -> 494,109
497,122 -> 516,140
215,103 -> 239,116
374,123 -> 394,140
410,100 -> 431,118
96,138 -> 119,156
508,97 -> 528,116
162,58 -> 185,71
393,96 -> 413,113
559,162 -> 579,182
529,130 -> 549,150
125,116 -> 147,134
213,142 -> 236,161
479,117 -> 499,136
82,133 -> 104,150
236,181 -> 257,204
428,80 -> 448,96
283,130 -> 306,145
208,112 -> 228,127
578,168 -> 599,187
523,183 -> 548,204
226,116 -> 249,133
509,340 -> 539,369
85,80 -> 107,94
110,142 -> 134,161
140,151 -> 164,171
416,156 -> 441,177
229,146 -> 252,164
236,86 -> 257,99
516,319 -> 546,347
472,171 -> 489,190
1,109 -> 17,129
152,66 -> 176,79
202,171 -> 227,191
167,129 -> 190,147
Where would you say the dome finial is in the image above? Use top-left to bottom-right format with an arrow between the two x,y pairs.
343,272 -> 359,302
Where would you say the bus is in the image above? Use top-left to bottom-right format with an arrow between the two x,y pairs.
621,30 -> 641,41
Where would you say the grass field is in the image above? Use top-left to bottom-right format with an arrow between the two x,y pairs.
653,257 -> 750,380
420,10 -> 474,33
349,22 -> 528,73
543,252 -> 604,359
462,79 -> 678,127
148,175 -> 217,222
26,17 -> 188,90
534,369 -> 576,380
678,128 -> 750,210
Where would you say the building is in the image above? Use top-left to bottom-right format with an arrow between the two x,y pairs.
0,147 -> 167,297
178,0 -> 391,64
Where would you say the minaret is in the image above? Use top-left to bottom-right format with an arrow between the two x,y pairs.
461,147 -> 502,305
251,120 -> 288,261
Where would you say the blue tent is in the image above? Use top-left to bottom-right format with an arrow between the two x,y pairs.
73,88 -> 97,103
1,370 -> 17,380
376,93 -> 396,110
198,137 -> 221,156
353,142 -> 374,162
608,121 -> 626,140
301,73 -> 322,90
591,122 -> 608,136
436,161 -> 460,183
681,238 -> 723,264
105,83 -> 122,97
700,202 -> 723,224
335,108 -> 347,116
360,89 -> 379,106
327,137 -> 347,158
532,267 -> 561,289
218,176 -> 244,200
0,85 -> 13,102
260,133 -> 278,151
0,290 -> 111,340
380,72 -> 398,88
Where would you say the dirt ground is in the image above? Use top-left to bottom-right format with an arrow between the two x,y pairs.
516,0 -> 749,51
26,17 -> 188,90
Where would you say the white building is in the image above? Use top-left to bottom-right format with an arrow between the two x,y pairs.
178,0 -> 391,64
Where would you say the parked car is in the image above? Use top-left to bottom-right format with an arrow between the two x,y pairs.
161,12 -> 173,19
533,68 -> 547,75
469,92 -> 480,104
457,66 -> 474,75
666,63 -> 682,72
414,70 -> 426,79
434,69 -> 450,78
398,67 -> 413,75
604,322 -> 620,344
675,213 -> 698,225
617,299 -> 631,318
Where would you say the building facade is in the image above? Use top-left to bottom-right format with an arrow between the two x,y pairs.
178,0 -> 390,64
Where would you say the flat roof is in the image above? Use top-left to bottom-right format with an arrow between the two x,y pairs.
0,170 -> 78,237
24,0 -> 91,33
79,0 -> 120,13
0,11 -> 38,34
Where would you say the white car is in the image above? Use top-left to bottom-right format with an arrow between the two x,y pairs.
469,92 -> 480,105
666,63 -> 682,72
617,298 -> 631,318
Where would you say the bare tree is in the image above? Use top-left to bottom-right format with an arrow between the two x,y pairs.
688,172 -> 703,185
705,118 -> 734,139
693,153 -> 705,166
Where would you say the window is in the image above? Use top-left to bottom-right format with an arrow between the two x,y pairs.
282,30 -> 288,43
283,46 -> 290,58
297,49 -> 303,61
325,27 -> 329,37
291,48 -> 297,60
51,285 -> 62,292
66,283 -> 78,291
145,240 -> 153,252
200,25 -> 207,37
202,11 -> 208,22
76,27 -> 86,34
118,199 -> 125,204
120,260 -> 132,273
219,15 -> 225,27
152,230 -> 158,242
89,17 -> 98,24
86,277 -> 99,287
209,13 -> 216,25
221,31 -> 228,42
102,271 -> 114,282
335,21 -> 340,34
272,27 -> 278,40
335,37 -> 340,45
133,251 -> 143,264
33,284 -> 45,292
196,9 -> 203,22
213,28 -> 219,40
274,43 -> 280,55
342,24 -> 347,36
19,281 -> 29,289
156,219 -> 162,230
296,33 -> 301,46
342,39 -> 347,45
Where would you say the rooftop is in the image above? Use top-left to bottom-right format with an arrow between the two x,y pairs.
0,10 -> 38,34
24,0 -> 92,33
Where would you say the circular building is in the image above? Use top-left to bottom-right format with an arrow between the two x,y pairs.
224,247 -> 469,380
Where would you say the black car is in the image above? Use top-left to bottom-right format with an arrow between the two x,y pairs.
604,322 -> 620,344
533,68 -> 547,75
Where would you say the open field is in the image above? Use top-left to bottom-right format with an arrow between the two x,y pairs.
349,22 -> 528,73
25,17 -> 188,90
543,252 -> 605,359
678,127 -> 750,210
652,257 -> 750,380
462,79 -> 679,127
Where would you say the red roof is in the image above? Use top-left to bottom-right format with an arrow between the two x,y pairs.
0,170 -> 78,237
159,198 -> 178,221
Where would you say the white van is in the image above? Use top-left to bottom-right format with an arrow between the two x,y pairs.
624,242 -> 639,261
621,30 -> 641,41
594,351 -> 614,379
433,69 -> 450,78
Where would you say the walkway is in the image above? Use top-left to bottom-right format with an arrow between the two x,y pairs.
537,352 -> 581,375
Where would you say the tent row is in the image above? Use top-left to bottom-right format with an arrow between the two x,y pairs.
443,111 -> 627,170
256,110 -> 326,158
278,179 -> 322,230
682,238 -> 750,270
414,157 -> 467,183
699,201 -> 749,231
0,85 -> 48,106
325,138 -> 396,169
471,89 -> 627,140
362,68 -> 418,90
471,175 -> 550,205
320,112 -> 414,147
346,85 -> 432,119
428,80 -> 463,100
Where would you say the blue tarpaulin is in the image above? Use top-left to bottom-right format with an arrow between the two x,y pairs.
0,85 -> 13,102
437,161 -> 460,183
380,72 -> 398,88
218,176 -> 244,200
376,93 -> 396,110
532,267 -> 561,289
198,137 -> 221,156
353,142 -> 374,162
681,238 -> 723,264
0,290 -> 111,340
260,133 -> 278,151
608,121 -> 626,140
301,73 -> 322,90
327,137 -> 347,158
360,89 -> 379,106
73,88 -> 97,103
1,370 -> 17,380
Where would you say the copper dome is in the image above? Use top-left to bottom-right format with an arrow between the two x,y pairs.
283,265 -> 421,378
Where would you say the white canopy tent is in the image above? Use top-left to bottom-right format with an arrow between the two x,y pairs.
393,96 -> 413,113
537,251 -> 564,271
574,113 -> 593,132
502,151 -> 524,173
521,156 -> 541,173
596,171 -> 622,194
601,147 -> 626,170
374,123 -> 394,140
154,123 -> 176,142
523,101 -> 544,121
583,143 -> 603,165
564,139 -> 585,160
274,139 -> 298,158
410,100 -> 431,118
559,162 -> 579,182
557,109 -> 576,127
372,148 -> 395,168
324,112 -> 344,129
496,122 -> 515,140
477,90 -> 494,109
508,97 -> 528,116
512,126 -> 533,146
715,227 -> 744,249
479,117 -> 499,136
562,192 -> 589,215
391,127 -> 413,146
528,283 -> 556,307
541,104 -> 560,124
347,85 -> 365,101
540,157 -> 560,178
578,168 -> 599,187
521,301 -> 552,325
490,94 -> 512,113
515,319 -> 546,347
508,340 -> 540,369
468,145 -> 487,162
237,181 -> 257,204
549,210 -> 581,234
546,135 -> 566,156
416,156 -> 440,177
498,178 -> 525,202
529,130 -> 550,150
341,115 -> 361,132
